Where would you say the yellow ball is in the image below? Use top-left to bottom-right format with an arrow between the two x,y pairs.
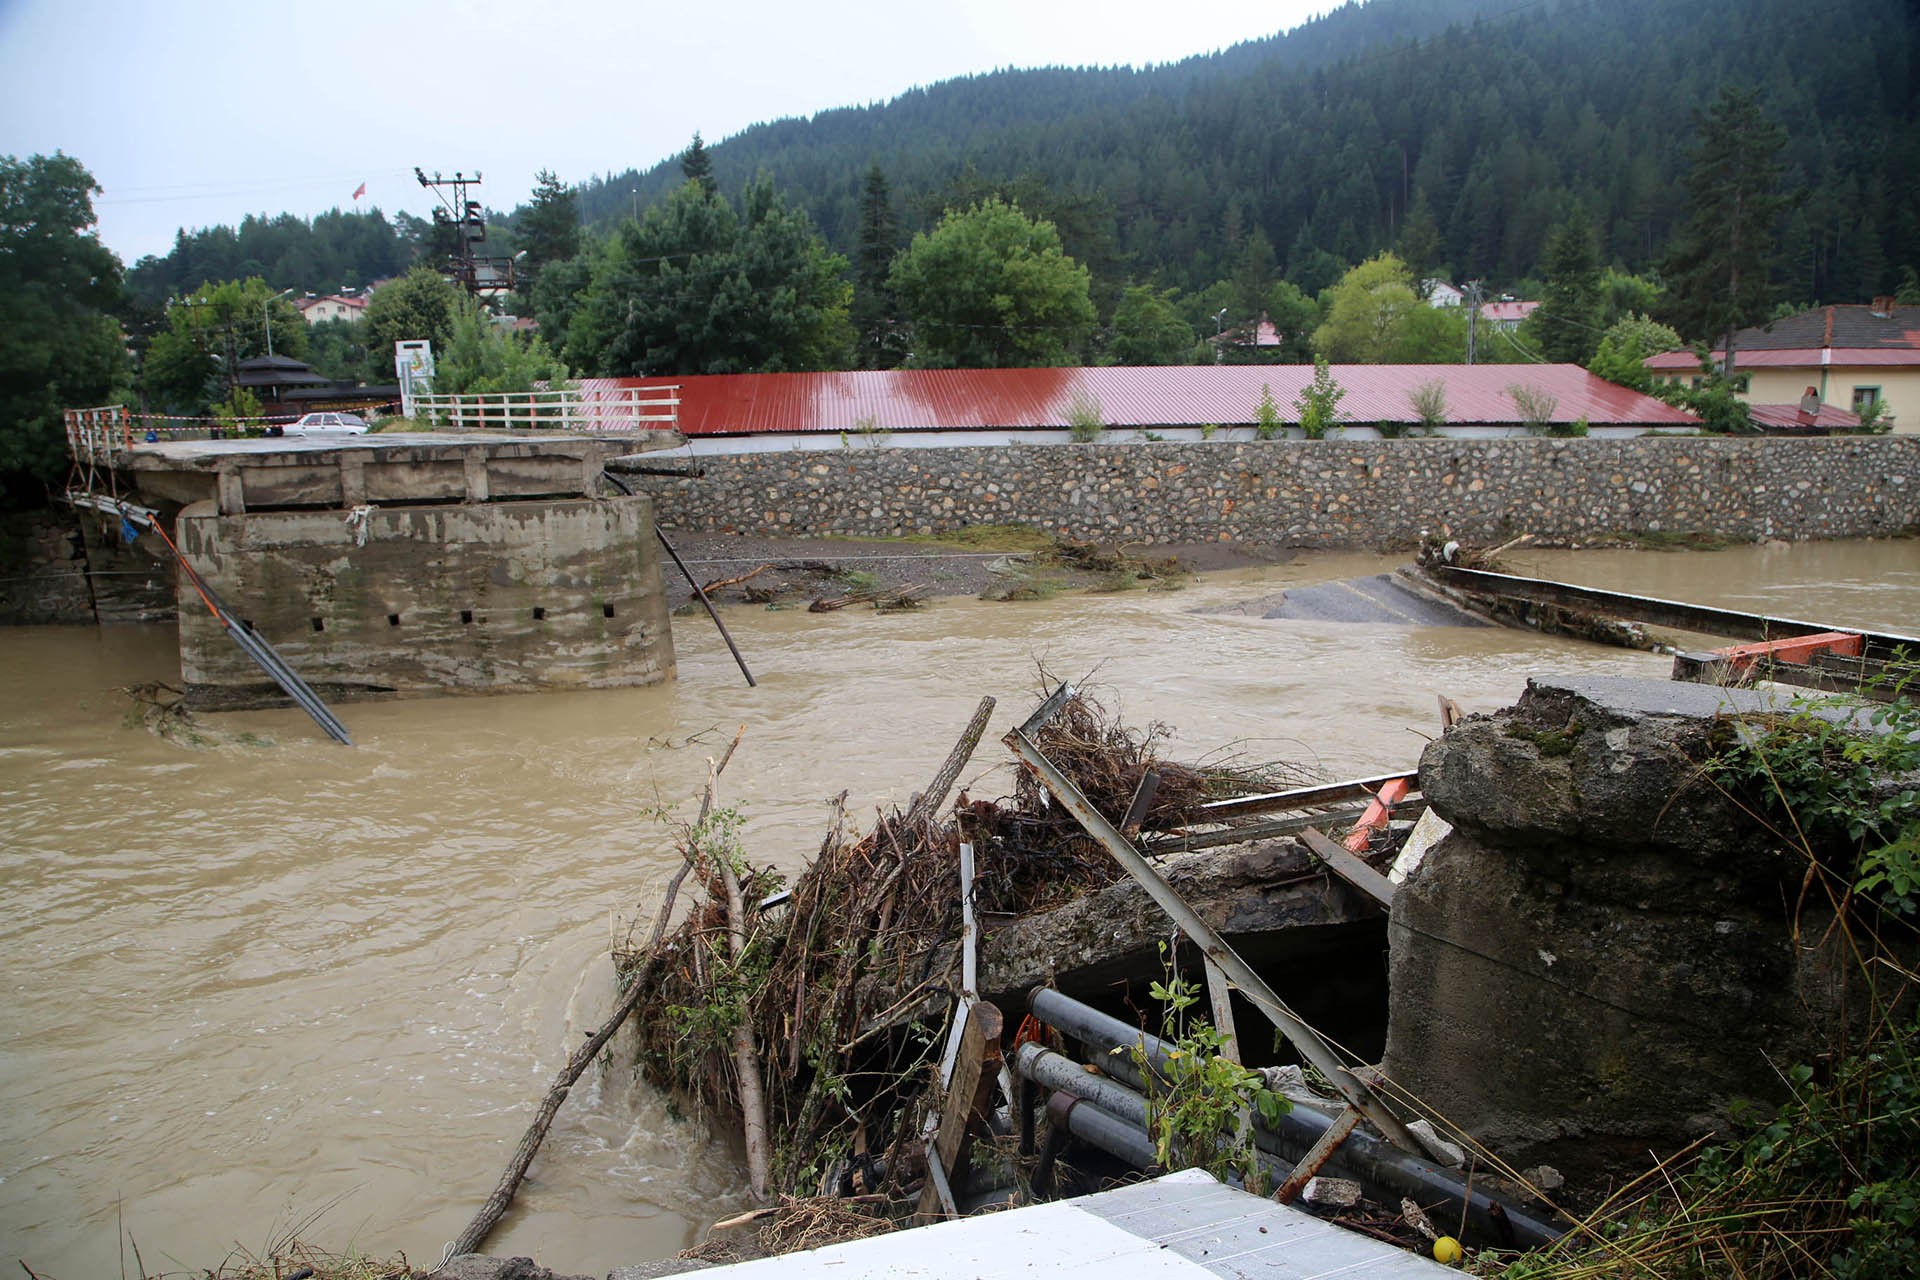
1433,1236 -> 1463,1264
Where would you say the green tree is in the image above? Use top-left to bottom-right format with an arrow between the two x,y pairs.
681,133 -> 716,196
305,316 -> 371,381
1313,253 -> 1453,362
888,198 -> 1095,368
567,177 -> 850,376
0,152 -> 128,494
851,164 -> 904,369
516,169 -> 580,284
434,297 -> 570,395
1588,313 -> 1684,389
141,276 -> 307,414
1598,268 -> 1664,327
1396,194 -> 1445,288
1228,229 -> 1279,326
1661,86 -> 1794,368
362,265 -> 463,369
1293,356 -> 1347,439
1531,212 -> 1603,363
1110,285 -> 1196,365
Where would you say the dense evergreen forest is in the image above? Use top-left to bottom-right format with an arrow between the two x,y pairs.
584,0 -> 1915,304
116,0 -> 1918,340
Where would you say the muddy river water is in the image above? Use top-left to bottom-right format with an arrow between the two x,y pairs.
2,541 -> 1915,1276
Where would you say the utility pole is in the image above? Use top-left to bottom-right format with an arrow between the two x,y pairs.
264,287 -> 295,359
1465,280 -> 1483,366
414,168 -> 516,296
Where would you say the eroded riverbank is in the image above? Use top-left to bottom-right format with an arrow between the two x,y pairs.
1,540 -> 1914,1277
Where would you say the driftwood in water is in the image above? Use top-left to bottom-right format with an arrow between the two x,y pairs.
445,727 -> 746,1262
718,765 -> 773,1198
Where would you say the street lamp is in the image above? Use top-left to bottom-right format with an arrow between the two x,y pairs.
264,287 -> 296,359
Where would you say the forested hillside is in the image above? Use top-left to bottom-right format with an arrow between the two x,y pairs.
585,0 -> 1916,304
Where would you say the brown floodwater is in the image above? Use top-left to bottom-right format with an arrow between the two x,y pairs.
2,541 -> 1915,1276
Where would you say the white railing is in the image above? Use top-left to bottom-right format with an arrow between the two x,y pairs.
410,384 -> 680,434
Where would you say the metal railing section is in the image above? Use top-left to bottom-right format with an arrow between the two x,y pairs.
411,384 -> 680,433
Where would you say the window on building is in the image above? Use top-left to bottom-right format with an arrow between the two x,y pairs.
1851,386 -> 1882,411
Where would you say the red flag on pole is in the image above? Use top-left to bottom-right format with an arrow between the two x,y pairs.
352,181 -> 367,201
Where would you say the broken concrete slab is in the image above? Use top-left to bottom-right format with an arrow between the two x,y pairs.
1197,574 -> 1492,626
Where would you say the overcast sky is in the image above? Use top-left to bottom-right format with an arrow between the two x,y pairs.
0,0 -> 1340,265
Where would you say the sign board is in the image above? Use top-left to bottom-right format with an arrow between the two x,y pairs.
395,340 -> 435,418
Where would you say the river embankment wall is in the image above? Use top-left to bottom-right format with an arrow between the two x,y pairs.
623,435 -> 1919,547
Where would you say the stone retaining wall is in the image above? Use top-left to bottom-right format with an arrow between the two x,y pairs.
621,436 -> 1920,547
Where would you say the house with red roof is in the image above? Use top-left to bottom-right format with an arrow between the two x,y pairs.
588,364 -> 1697,455
1478,300 -> 1538,330
1644,298 -> 1918,434
298,294 -> 368,325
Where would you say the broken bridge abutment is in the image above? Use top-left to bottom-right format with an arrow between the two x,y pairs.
1385,675 -> 1906,1194
101,432 -> 683,706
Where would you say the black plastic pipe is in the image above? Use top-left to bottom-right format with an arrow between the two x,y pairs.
1028,987 -> 1565,1248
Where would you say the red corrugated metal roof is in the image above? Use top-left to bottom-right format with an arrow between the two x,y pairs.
1747,403 -> 1861,430
583,365 -> 1697,435
1646,346 -> 1920,370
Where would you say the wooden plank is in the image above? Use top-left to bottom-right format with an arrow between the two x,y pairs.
916,1001 -> 1004,1222
1273,1105 -> 1364,1204
1299,827 -> 1397,909
1204,956 -> 1241,1064
1006,726 -> 1425,1157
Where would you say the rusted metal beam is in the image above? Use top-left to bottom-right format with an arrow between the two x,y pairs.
1273,1105 -> 1364,1204
1146,804 -> 1381,854
1196,773 -> 1419,822
1299,827 -> 1398,909
1430,565 -> 1920,659
1004,724 -> 1423,1157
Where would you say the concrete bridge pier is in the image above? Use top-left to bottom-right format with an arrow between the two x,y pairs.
100,431 -> 680,707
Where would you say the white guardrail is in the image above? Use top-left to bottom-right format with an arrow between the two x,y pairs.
410,384 -> 680,433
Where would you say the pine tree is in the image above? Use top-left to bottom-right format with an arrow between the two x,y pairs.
1661,87 -> 1793,369
1396,194 -> 1444,291
517,170 -> 580,284
1535,211 -> 1602,364
680,133 -> 716,196
851,165 -> 904,369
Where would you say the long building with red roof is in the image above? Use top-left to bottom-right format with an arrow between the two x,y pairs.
585,364 -> 1696,453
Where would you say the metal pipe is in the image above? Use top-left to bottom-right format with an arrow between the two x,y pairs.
1031,988 -> 1175,1078
1006,724 -> 1424,1156
1029,988 -> 1565,1248
600,468 -> 756,688
1017,1043 -> 1155,1126
1045,1091 -> 1160,1171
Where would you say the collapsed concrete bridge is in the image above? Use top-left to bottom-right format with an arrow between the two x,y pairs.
68,422 -> 684,710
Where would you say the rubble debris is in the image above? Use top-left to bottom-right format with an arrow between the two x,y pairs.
617,685 -> 1312,1238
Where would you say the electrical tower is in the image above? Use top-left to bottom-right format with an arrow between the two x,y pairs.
414,168 -> 517,296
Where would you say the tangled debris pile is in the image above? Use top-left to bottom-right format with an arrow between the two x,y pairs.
618,687 -> 1317,1233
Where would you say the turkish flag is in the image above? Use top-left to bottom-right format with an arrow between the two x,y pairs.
352,181 -> 367,201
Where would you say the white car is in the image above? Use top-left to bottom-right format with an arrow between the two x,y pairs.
288,411 -> 369,435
